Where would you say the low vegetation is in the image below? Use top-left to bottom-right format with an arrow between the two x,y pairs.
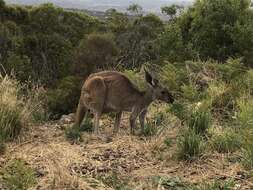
210,128 -> 242,153
177,129 -> 204,160
0,159 -> 37,190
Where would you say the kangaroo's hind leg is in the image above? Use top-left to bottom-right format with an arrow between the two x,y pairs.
83,76 -> 107,134
113,111 -> 122,135
130,107 -> 141,135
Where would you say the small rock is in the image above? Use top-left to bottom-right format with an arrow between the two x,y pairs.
35,168 -> 48,177
60,113 -> 75,124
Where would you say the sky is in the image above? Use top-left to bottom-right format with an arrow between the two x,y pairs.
5,0 -> 194,12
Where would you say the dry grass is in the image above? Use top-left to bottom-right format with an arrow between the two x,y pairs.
1,111 -> 252,190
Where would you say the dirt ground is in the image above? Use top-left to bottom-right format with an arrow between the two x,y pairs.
1,113 -> 253,190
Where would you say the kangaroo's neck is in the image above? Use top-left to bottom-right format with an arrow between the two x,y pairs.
142,87 -> 154,106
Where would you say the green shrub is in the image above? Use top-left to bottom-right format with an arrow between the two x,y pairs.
177,129 -> 204,160
216,58 -> 246,82
188,109 -> 211,135
47,76 -> 82,119
80,118 -> 93,132
0,159 -> 37,190
181,84 -> 199,102
65,126 -> 83,143
169,102 -> 189,122
210,129 -> 242,153
123,70 -> 147,91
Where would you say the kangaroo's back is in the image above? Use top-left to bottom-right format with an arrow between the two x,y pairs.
83,71 -> 143,112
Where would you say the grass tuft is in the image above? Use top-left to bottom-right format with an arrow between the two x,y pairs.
188,108 -> 211,135
210,129 -> 242,153
177,129 -> 204,160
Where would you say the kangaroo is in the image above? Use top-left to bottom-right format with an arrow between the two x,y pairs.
74,70 -> 174,135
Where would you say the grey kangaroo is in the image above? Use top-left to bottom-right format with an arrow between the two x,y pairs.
74,70 -> 174,135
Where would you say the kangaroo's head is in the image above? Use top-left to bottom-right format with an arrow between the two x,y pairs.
145,70 -> 174,104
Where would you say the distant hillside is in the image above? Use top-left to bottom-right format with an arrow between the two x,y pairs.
5,0 -> 193,13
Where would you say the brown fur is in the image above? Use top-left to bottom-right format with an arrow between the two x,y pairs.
75,71 -> 174,135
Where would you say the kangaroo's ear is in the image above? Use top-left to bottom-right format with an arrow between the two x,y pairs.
145,70 -> 158,87
145,70 -> 153,85
152,78 -> 159,87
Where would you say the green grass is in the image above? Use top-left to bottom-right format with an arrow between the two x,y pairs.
97,173 -> 131,190
142,122 -> 158,136
177,129 -> 204,160
80,118 -> 93,132
210,129 -> 242,153
65,118 -> 93,142
0,103 -> 23,141
151,176 -> 187,189
164,137 -> 173,148
65,126 -> 83,142
237,97 -> 253,128
188,109 -> 211,135
169,102 -> 189,122
242,134 -> 253,170
153,112 -> 166,126
0,159 -> 37,190
188,179 -> 235,190
0,75 -> 46,142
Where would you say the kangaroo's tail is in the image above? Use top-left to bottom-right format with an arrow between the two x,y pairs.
74,98 -> 87,128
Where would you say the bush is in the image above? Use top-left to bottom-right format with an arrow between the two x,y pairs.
0,159 -> 37,190
169,102 -> 189,122
47,76 -> 82,119
188,108 -> 211,135
177,129 -> 204,160
210,129 -> 242,153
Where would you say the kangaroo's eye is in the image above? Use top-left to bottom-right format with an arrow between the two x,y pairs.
161,91 -> 166,94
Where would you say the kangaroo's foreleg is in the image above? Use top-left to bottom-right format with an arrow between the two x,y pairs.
139,109 -> 147,134
94,112 -> 102,135
113,111 -> 122,135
